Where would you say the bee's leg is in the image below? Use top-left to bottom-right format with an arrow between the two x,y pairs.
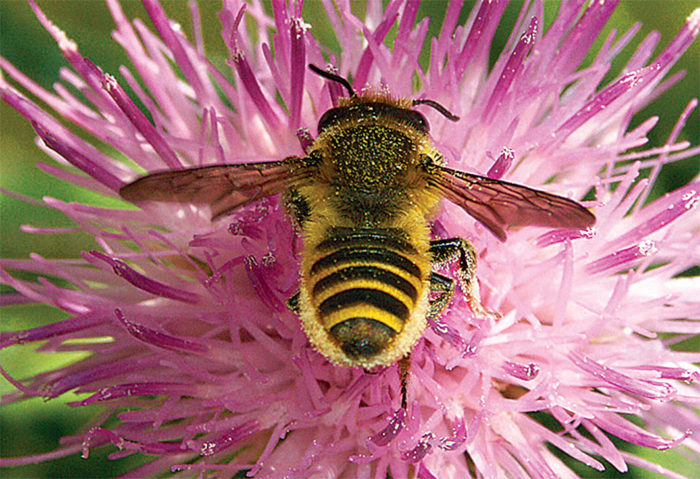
286,291 -> 300,313
427,272 -> 455,319
429,237 -> 498,319
283,187 -> 310,231
398,355 -> 411,410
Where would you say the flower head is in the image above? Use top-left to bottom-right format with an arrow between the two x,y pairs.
1,1 -> 699,477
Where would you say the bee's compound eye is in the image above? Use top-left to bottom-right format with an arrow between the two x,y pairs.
330,317 -> 396,359
392,108 -> 429,133
406,110 -> 429,133
317,107 -> 344,133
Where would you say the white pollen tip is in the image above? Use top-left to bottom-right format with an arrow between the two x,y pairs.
689,9 -> 700,30
638,240 -> 657,256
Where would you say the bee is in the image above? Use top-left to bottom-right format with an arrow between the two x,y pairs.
120,65 -> 595,408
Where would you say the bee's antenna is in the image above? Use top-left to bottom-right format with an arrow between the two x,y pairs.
309,64 -> 355,97
412,99 -> 460,122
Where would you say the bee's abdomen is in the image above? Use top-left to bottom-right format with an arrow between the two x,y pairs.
307,228 -> 426,360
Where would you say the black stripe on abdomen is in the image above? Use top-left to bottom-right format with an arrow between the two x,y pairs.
312,265 -> 418,302
319,288 -> 410,320
317,227 -> 418,255
310,247 -> 421,278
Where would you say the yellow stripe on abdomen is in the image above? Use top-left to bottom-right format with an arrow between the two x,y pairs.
322,303 -> 404,332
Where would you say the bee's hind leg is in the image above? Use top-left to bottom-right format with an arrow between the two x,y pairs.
429,237 -> 499,320
398,355 -> 411,410
427,272 -> 455,319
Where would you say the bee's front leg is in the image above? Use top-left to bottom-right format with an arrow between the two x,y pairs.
429,237 -> 499,320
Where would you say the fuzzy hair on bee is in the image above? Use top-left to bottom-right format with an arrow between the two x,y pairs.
120,64 -> 595,409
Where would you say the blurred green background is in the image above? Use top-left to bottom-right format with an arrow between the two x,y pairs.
1,1 -> 697,477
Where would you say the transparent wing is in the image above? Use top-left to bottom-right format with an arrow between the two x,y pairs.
120,157 -> 312,220
430,166 -> 595,241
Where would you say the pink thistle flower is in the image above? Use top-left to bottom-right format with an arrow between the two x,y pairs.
1,1 -> 698,478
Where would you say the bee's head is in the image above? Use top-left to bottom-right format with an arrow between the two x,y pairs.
309,64 -> 459,135
316,98 -> 430,135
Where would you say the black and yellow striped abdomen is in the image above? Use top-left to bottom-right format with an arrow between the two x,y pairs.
299,227 -> 430,368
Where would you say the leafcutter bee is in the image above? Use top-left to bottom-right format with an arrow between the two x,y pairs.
120,65 -> 595,408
